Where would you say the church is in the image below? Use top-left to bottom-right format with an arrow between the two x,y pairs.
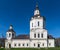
5,3 -> 55,48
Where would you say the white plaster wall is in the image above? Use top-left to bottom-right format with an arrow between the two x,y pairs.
30,17 -> 44,30
5,40 -> 12,48
11,39 -> 30,48
30,39 -> 47,48
6,39 -> 48,48
30,29 -> 48,39
48,39 -> 55,47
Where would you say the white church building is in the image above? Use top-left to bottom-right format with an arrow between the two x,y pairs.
5,3 -> 55,48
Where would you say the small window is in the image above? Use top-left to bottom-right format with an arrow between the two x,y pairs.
34,34 -> 36,38
38,21 -> 39,26
34,43 -> 35,46
23,44 -> 24,46
32,23 -> 33,27
38,33 -> 40,38
41,34 -> 43,38
12,34 -> 14,36
27,44 -> 28,46
18,44 -> 20,46
14,44 -> 16,46
9,33 -> 11,37
49,43 -> 51,46
42,43 -> 44,46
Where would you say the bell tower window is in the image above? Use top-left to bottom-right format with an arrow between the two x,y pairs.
32,23 -> 33,27
38,21 -> 39,26
9,33 -> 11,37
12,34 -> 14,36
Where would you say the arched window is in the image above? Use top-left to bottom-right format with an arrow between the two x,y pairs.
18,44 -> 20,46
42,43 -> 44,46
34,43 -> 35,46
38,21 -> 39,26
32,23 -> 33,27
34,34 -> 36,38
41,34 -> 43,38
27,44 -> 28,46
38,33 -> 40,38
9,33 -> 11,37
14,43 -> 16,46
23,44 -> 24,46
12,33 -> 14,36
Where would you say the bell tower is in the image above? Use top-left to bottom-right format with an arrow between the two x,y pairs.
30,2 -> 47,39
30,2 -> 45,30
6,25 -> 16,40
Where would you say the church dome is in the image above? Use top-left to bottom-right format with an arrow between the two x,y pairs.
7,29 -> 15,33
7,25 -> 15,33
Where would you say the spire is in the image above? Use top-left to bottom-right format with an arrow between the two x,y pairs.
34,1 -> 40,16
36,1 -> 39,10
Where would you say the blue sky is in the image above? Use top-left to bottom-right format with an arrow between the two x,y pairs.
0,0 -> 60,38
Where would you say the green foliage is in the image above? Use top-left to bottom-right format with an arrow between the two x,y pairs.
0,47 -> 60,50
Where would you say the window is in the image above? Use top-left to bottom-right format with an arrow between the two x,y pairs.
9,33 -> 11,37
27,44 -> 28,46
42,43 -> 44,46
41,34 -> 43,38
32,23 -> 33,27
18,44 -> 20,46
12,34 -> 14,36
23,44 -> 24,46
49,43 -> 51,46
14,44 -> 16,46
38,44 -> 40,47
34,34 -> 36,38
38,33 -> 40,38
34,43 -> 35,46
38,21 -> 39,26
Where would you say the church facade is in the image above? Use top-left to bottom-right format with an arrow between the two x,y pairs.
5,4 -> 55,48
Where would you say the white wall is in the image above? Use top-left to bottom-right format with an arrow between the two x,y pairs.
6,39 -> 48,48
11,39 -> 30,48
30,29 -> 48,39
5,39 -> 55,48
48,39 -> 55,47
30,17 -> 44,30
29,39 -> 47,48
